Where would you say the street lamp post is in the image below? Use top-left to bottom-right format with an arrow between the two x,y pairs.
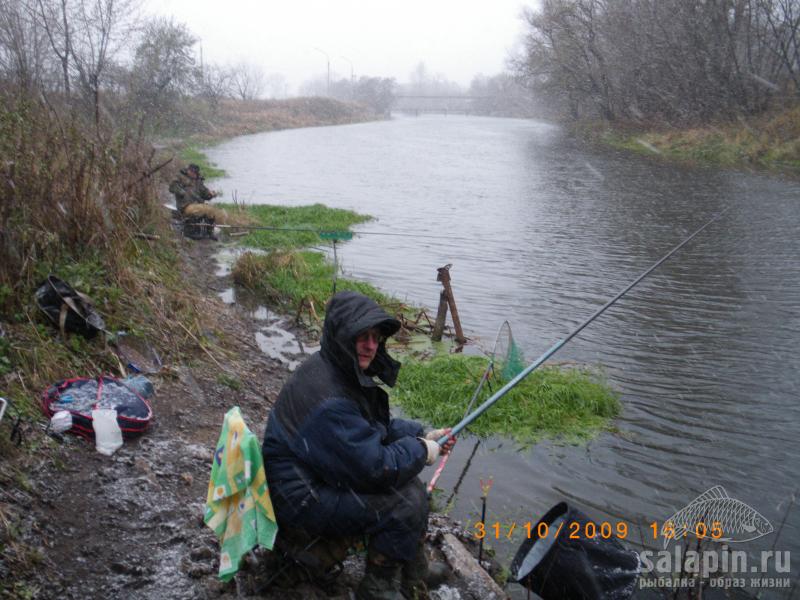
313,47 -> 330,96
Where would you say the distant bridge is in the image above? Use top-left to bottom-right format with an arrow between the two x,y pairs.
391,95 -> 492,115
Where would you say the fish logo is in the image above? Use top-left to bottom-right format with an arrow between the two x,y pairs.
661,486 -> 773,548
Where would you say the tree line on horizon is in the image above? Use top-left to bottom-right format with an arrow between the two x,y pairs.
514,0 -> 800,124
0,0 -> 327,131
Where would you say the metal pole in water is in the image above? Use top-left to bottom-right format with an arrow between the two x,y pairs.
437,208 -> 730,446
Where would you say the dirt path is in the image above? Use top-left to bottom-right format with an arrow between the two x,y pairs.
9,237 -> 294,599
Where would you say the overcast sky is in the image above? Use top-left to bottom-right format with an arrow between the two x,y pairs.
145,0 -> 531,93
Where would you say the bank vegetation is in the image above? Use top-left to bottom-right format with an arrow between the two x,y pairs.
228,204 -> 399,325
515,0 -> 800,172
0,0 -> 389,425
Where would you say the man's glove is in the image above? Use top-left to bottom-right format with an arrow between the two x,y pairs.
425,428 -> 456,454
419,438 -> 440,465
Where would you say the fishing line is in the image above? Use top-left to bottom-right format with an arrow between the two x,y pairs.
214,223 -> 482,243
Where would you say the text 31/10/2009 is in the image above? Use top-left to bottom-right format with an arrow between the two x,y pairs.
472,520 -> 725,542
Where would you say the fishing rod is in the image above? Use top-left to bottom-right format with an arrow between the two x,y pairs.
436,208 -> 730,447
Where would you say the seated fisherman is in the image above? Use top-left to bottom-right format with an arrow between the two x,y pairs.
168,163 -> 219,238
262,291 -> 455,599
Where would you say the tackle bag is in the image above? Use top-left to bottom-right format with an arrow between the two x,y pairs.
34,275 -> 105,339
509,502 -> 640,600
42,375 -> 153,439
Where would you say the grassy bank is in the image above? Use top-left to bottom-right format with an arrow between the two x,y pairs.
227,203 -> 400,321
392,355 -> 621,444
1,94 -> 377,419
199,97 -> 376,142
589,106 -> 800,175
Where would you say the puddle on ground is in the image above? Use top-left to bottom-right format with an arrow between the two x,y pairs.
213,246 -> 315,370
255,323 -> 302,370
251,306 -> 269,320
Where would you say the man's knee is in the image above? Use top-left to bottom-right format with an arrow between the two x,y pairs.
391,477 -> 429,533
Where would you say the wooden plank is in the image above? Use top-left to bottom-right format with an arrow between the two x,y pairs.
440,533 -> 507,600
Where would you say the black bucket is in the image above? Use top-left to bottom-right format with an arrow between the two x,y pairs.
510,502 -> 640,600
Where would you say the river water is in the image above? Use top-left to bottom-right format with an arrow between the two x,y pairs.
207,115 -> 799,595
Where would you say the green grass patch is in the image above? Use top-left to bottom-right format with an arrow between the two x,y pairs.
220,203 -> 370,251
179,145 -> 226,179
227,202 -> 396,321
391,355 -> 621,444
233,250 -> 393,320
217,373 -> 243,391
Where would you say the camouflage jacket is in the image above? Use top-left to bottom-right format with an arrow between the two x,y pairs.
169,170 -> 214,214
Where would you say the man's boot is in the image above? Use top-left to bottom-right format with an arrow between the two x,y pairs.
356,553 -> 403,600
402,542 -> 448,599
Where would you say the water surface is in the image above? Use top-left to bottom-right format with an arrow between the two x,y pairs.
207,115 -> 799,594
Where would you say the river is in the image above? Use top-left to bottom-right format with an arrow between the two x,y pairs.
206,114 -> 799,597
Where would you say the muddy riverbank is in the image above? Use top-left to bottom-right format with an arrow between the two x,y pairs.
0,217 -> 506,599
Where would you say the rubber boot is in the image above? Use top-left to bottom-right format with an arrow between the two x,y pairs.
402,543 -> 449,599
356,554 -> 404,600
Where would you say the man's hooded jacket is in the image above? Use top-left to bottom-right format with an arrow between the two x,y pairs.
262,292 -> 427,523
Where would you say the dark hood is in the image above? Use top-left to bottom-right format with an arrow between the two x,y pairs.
320,291 -> 401,388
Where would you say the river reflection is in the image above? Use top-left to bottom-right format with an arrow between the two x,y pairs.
207,115 -> 799,597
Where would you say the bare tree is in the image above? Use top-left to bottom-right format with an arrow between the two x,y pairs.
129,16 -> 195,114
516,0 -> 800,124
196,61 -> 231,107
759,0 -> 800,91
71,0 -> 137,121
229,60 -> 264,100
25,0 -> 141,104
353,76 -> 395,114
35,0 -> 71,94
0,0 -> 49,90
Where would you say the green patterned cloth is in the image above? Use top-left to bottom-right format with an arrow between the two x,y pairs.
204,406 -> 278,581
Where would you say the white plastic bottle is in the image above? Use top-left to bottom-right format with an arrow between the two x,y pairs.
92,408 -> 123,456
